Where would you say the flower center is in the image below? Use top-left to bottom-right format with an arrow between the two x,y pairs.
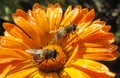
38,45 -> 67,72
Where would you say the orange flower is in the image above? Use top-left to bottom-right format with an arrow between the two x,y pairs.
0,3 -> 119,78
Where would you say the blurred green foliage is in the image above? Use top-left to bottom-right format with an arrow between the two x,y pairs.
0,0 -> 65,22
0,0 -> 22,21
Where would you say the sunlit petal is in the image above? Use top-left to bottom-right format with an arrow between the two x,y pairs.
71,59 -> 115,78
47,3 -> 63,30
6,67 -> 38,78
29,71 -> 44,78
0,65 -> 13,78
3,23 -> 36,48
61,5 -> 81,26
32,3 -> 49,34
77,9 -> 95,30
64,67 -> 91,78
0,36 -> 30,50
12,16 -> 41,48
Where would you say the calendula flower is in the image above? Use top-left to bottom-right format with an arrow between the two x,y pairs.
0,3 -> 119,78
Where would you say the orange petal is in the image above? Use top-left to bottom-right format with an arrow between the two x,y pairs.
6,67 -> 38,78
63,67 -> 91,78
64,5 -> 72,17
0,36 -> 30,50
12,16 -> 41,48
78,20 -> 105,39
3,23 -> 36,48
80,44 -> 118,53
60,70 -> 71,78
31,4 -> 49,34
80,9 -> 95,23
83,51 -> 119,61
0,60 -> 24,73
102,25 -> 111,32
81,42 -> 106,48
60,5 -> 81,26
29,71 -> 44,78
46,3 -> 54,20
71,59 -> 115,78
71,5 -> 82,24
28,9 -> 54,45
8,60 -> 36,74
12,9 -> 28,20
47,3 -> 63,30
0,58 -> 25,64
82,32 -> 115,45
0,65 -> 13,78
77,9 -> 95,30
75,44 -> 119,60
32,3 -> 43,10
0,49 -> 25,59
65,45 -> 79,67
78,8 -> 89,21
0,48 -> 32,62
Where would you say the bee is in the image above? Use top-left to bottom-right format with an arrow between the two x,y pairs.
50,24 -> 76,43
26,48 -> 58,63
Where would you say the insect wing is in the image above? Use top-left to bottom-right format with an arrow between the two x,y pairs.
26,49 -> 44,62
26,49 -> 42,54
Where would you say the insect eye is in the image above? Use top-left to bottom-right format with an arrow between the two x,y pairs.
72,25 -> 76,31
51,49 -> 58,58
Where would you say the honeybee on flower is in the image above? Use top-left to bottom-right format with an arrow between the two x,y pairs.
26,48 -> 58,63
50,24 -> 77,43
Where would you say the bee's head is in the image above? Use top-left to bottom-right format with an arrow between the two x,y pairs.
43,49 -> 58,59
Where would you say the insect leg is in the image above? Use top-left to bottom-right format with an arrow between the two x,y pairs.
51,58 -> 56,62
